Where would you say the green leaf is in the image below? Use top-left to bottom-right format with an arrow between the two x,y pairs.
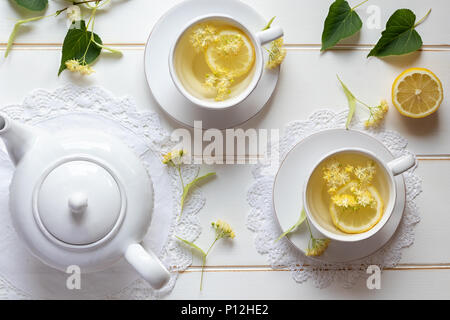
14,0 -> 48,11
276,208 -> 307,242
180,172 -> 216,215
175,236 -> 206,256
368,9 -> 431,57
321,0 -> 364,51
58,20 -> 103,75
337,75 -> 357,129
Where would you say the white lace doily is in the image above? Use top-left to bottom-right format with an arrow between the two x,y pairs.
247,110 -> 422,288
0,85 -> 204,299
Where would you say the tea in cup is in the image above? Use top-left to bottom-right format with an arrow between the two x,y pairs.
303,148 -> 415,242
169,14 -> 283,109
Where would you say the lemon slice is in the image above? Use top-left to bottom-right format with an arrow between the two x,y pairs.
392,68 -> 444,118
205,29 -> 255,77
329,182 -> 384,234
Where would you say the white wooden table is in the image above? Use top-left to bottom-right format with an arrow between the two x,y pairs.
1,0 -> 449,299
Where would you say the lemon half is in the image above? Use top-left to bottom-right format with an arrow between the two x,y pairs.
392,68 -> 444,118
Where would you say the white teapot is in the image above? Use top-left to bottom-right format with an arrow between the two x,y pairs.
0,114 -> 170,289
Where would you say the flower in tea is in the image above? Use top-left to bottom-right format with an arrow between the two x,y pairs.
354,161 -> 376,185
203,73 -> 234,101
352,186 -> 377,209
216,34 -> 244,56
323,160 -> 351,193
323,159 -> 378,210
331,193 -> 358,209
266,38 -> 286,69
190,24 -> 218,52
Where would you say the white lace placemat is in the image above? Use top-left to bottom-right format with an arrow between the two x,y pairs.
0,85 -> 203,299
247,110 -> 422,288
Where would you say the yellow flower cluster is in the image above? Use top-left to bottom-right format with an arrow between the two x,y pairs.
216,34 -> 244,56
203,73 -> 234,101
306,238 -> 330,257
65,59 -> 95,75
212,219 -> 236,239
322,161 -> 351,193
352,186 -> 377,208
323,160 -> 377,210
365,100 -> 389,128
353,161 -> 376,185
331,193 -> 358,209
266,38 -> 286,69
162,149 -> 185,166
190,24 -> 218,52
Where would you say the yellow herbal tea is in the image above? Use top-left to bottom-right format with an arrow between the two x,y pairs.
306,151 -> 389,235
173,20 -> 256,102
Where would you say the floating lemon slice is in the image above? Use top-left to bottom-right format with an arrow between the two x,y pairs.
329,182 -> 384,234
205,29 -> 255,78
392,68 -> 444,118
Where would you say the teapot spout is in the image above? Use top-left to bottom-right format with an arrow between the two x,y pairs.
0,115 -> 37,166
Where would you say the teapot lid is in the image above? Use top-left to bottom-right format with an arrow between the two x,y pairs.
35,159 -> 125,246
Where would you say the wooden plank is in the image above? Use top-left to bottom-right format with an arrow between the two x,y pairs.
166,268 -> 450,299
0,0 -> 448,45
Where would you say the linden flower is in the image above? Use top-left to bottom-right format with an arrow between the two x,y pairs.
67,5 -> 81,22
365,100 -> 389,128
65,59 -> 95,75
323,161 -> 350,192
266,38 -> 286,69
306,238 -> 330,257
216,34 -> 243,55
203,73 -> 234,101
212,219 -> 236,239
162,149 -> 185,166
354,161 -> 376,185
352,186 -> 377,209
190,24 -> 218,51
331,194 -> 358,209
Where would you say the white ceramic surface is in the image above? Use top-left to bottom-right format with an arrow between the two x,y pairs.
144,0 -> 280,129
273,129 -> 409,262
303,148 -> 415,243
0,115 -> 170,289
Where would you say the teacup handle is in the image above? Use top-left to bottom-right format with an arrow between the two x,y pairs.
255,26 -> 284,45
387,154 -> 416,176
125,243 -> 170,289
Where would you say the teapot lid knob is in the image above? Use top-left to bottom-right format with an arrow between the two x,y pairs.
68,192 -> 88,215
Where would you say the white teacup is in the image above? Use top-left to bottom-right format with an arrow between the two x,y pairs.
303,148 -> 416,243
168,14 -> 283,109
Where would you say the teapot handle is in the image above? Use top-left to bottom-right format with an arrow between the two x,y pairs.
125,243 -> 170,289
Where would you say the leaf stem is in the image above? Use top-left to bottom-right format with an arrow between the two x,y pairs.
414,9 -> 432,28
262,16 -> 276,30
352,0 -> 369,11
200,236 -> 219,291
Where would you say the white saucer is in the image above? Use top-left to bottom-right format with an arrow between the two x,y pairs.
144,0 -> 279,129
273,129 -> 406,263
